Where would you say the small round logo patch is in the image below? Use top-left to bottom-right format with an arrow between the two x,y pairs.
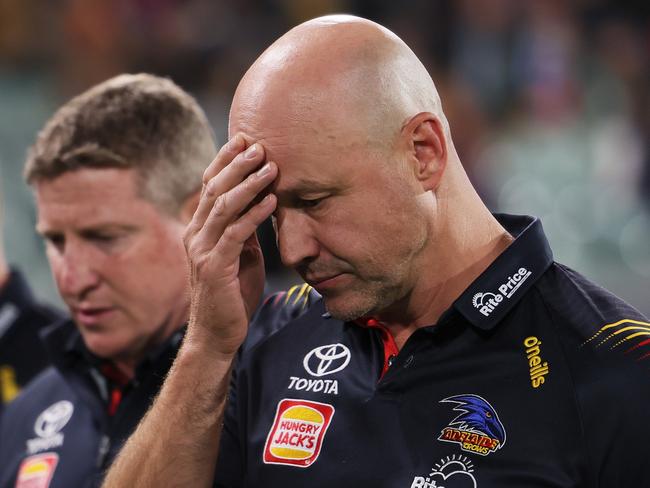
34,401 -> 74,439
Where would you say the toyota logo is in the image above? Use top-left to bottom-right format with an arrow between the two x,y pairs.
34,400 -> 74,438
303,344 -> 351,377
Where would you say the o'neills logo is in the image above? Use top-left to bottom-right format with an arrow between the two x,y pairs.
472,267 -> 532,317
524,336 -> 549,388
263,399 -> 335,467
438,394 -> 506,457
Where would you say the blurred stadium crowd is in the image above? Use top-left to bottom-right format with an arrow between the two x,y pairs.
0,0 -> 648,313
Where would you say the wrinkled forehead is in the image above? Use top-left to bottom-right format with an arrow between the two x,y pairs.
234,103 -> 383,202
233,84 -> 373,161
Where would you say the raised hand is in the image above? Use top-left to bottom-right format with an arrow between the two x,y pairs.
183,134 -> 278,357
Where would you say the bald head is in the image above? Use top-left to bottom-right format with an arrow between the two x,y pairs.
226,16 -> 506,326
230,15 -> 449,148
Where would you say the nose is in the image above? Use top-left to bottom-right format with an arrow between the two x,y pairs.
275,209 -> 319,269
55,241 -> 100,299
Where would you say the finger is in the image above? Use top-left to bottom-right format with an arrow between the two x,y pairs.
201,134 -> 246,187
192,142 -> 266,234
205,142 -> 267,203
189,135 -> 246,236
198,161 -> 277,248
215,193 -> 277,264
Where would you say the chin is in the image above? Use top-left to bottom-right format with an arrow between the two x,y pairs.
81,334 -> 125,361
324,283 -> 400,322
324,295 -> 376,322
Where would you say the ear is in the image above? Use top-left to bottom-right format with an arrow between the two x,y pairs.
402,112 -> 448,192
178,190 -> 201,224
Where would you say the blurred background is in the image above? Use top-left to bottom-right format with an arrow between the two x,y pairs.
0,0 -> 648,314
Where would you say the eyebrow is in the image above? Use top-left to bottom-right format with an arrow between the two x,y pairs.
274,177 -> 341,198
36,223 -> 138,235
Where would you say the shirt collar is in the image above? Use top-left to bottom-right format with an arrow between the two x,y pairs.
452,214 -> 553,330
41,319 -> 185,380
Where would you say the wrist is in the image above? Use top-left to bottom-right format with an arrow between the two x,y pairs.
181,326 -> 240,364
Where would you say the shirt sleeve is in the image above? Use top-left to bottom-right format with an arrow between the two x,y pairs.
543,264 -> 650,486
576,354 -> 650,486
212,360 -> 244,488
213,284 -> 319,486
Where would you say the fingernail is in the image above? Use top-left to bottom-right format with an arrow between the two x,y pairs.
245,144 -> 258,159
257,162 -> 271,177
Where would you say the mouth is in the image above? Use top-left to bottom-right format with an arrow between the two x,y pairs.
73,306 -> 116,326
305,273 -> 348,292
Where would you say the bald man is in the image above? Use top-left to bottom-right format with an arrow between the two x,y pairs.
105,16 -> 650,487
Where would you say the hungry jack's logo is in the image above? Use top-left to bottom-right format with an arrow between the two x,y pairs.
264,398 -> 335,467
438,394 -> 506,457
15,453 -> 59,488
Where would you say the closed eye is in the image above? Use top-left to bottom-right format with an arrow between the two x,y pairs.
296,197 -> 325,209
42,232 -> 65,252
81,231 -> 130,252
83,232 -> 119,243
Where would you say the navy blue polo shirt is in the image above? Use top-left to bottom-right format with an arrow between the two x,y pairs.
0,321 -> 183,488
215,214 -> 650,487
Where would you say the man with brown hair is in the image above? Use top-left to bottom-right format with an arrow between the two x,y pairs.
0,73 -> 216,487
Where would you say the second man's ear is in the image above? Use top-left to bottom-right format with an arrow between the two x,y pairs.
404,112 -> 448,192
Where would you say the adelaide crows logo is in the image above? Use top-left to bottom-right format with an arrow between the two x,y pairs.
438,394 -> 506,456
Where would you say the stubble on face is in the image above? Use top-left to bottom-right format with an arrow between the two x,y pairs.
324,281 -> 402,322
315,231 -> 427,323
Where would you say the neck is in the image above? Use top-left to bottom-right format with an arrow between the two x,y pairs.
111,359 -> 138,380
376,176 -> 513,349
110,302 -> 189,379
